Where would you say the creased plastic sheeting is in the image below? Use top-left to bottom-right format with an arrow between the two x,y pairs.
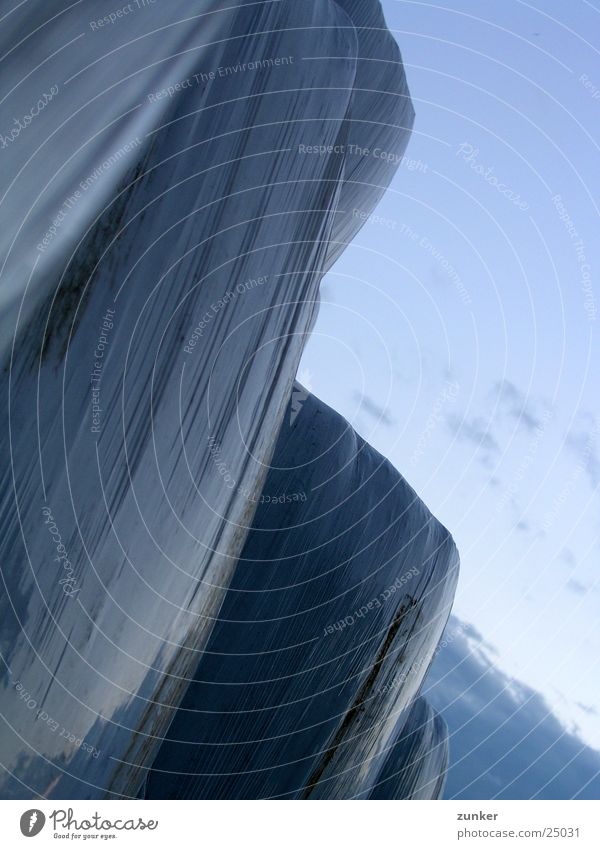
0,0 -> 413,349
326,0 -> 415,268
144,387 -> 459,799
0,0 -> 361,799
366,697 -> 449,799
0,0 -> 250,357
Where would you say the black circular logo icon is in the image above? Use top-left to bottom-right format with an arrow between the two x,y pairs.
19,810 -> 46,837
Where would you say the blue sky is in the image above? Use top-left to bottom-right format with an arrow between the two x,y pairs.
300,0 -> 600,762
425,616 -> 600,798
